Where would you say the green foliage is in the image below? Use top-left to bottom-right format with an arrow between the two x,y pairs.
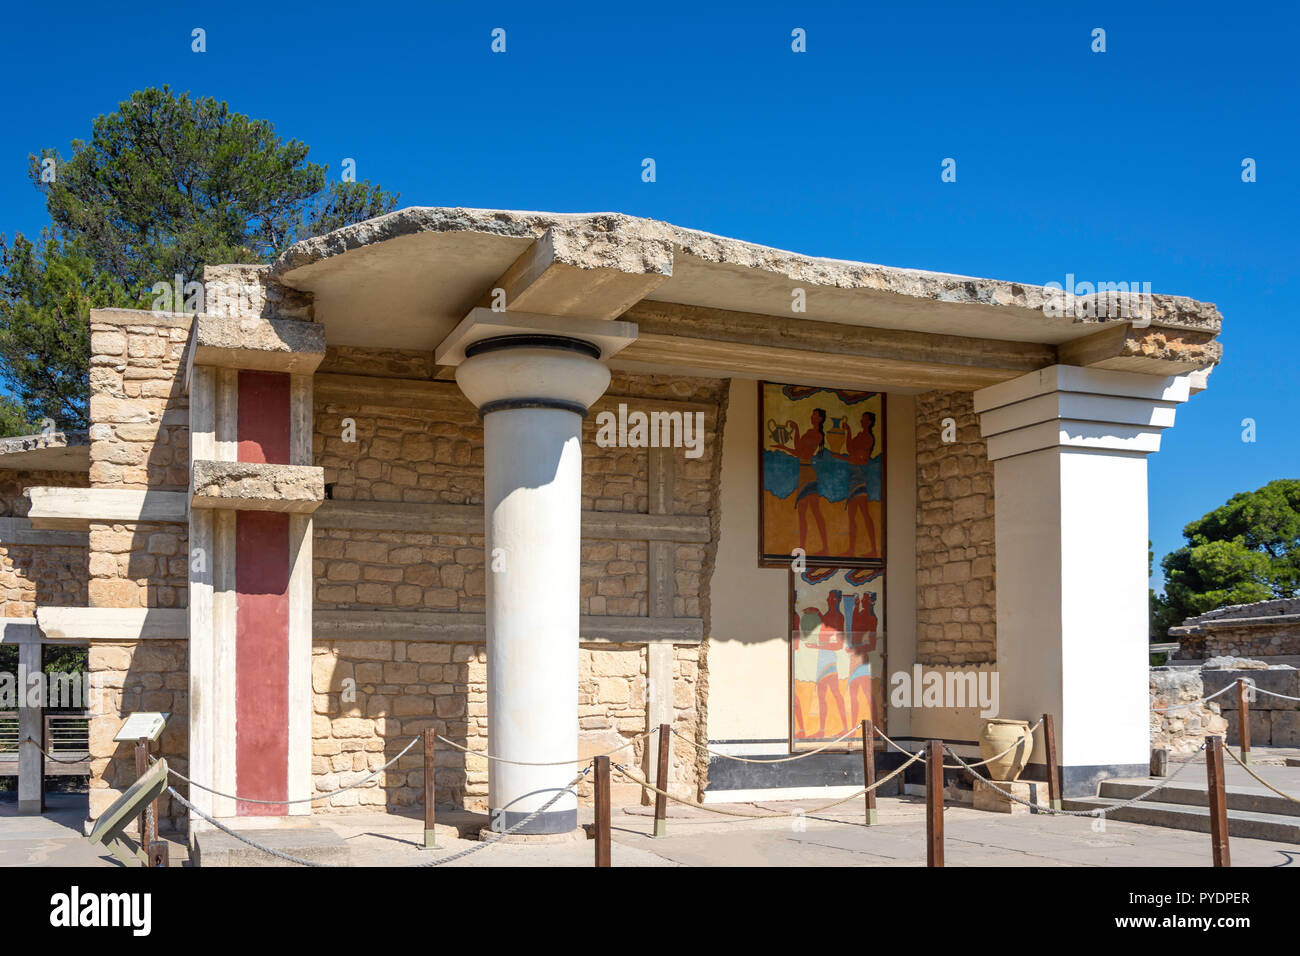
1,86 -> 399,431
0,233 -> 137,431
1154,479 -> 1300,635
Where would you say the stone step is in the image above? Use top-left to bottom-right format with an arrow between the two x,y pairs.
1099,778 -> 1300,818
192,824 -> 351,867
1064,797 -> 1300,844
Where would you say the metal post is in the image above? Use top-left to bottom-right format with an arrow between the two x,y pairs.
16,639 -> 43,814
1206,736 -> 1231,867
1237,678 -> 1251,765
862,720 -> 878,825
1043,713 -> 1062,811
594,755 -> 611,867
926,739 -> 944,867
653,724 -> 670,837
423,728 -> 438,849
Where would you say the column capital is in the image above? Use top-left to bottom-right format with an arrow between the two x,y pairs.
972,364 -> 1192,462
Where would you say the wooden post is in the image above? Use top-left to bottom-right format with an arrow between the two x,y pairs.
1042,713 -> 1062,811
862,720 -> 878,825
423,728 -> 438,849
134,737 -> 157,855
148,841 -> 169,867
653,723 -> 670,837
925,739 -> 944,867
594,755 -> 611,867
1237,678 -> 1251,765
1206,736 -> 1231,867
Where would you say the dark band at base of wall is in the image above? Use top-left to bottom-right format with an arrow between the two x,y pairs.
490,807 -> 578,835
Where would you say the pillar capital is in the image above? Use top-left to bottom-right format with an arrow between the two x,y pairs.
455,340 -> 611,416
973,364 -> 1192,461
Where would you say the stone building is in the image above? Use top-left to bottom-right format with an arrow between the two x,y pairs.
1170,599 -> 1300,661
1,207 -> 1224,838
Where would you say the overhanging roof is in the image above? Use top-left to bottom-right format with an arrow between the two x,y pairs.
271,207 -> 1222,391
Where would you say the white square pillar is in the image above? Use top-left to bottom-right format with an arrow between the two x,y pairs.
973,365 -> 1192,796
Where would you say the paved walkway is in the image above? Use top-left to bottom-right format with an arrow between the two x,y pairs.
5,789 -> 1298,867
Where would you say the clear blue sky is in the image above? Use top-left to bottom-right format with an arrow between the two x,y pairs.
2,1 -> 1296,590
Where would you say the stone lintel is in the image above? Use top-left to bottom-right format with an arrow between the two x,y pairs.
190,313 -> 326,377
190,460 -> 325,513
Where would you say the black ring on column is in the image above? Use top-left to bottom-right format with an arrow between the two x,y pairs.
477,398 -> 590,418
464,334 -> 601,360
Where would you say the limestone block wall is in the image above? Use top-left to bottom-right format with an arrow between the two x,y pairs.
87,641 -> 189,822
914,391 -> 996,665
1172,600 -> 1300,659
0,468 -> 89,617
1149,667 -> 1228,755
309,357 -> 723,812
85,309 -> 193,824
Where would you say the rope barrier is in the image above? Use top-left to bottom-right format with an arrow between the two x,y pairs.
942,742 -> 1208,817
435,728 -> 655,766
670,724 -> 858,764
158,734 -> 423,805
167,766 -> 593,868
872,725 -> 923,759
1247,685 -> 1300,703
414,767 -> 592,867
21,737 -> 92,765
1224,746 -> 1300,804
612,750 -> 925,820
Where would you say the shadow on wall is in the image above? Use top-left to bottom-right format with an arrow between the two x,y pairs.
312,644 -> 479,815
87,639 -> 189,830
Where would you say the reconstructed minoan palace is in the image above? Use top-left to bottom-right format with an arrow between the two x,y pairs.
0,208 -> 1223,836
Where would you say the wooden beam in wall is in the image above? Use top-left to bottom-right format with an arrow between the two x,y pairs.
312,609 -> 703,645
0,518 -> 87,547
26,488 -> 188,529
315,499 -> 711,543
616,301 -> 1056,391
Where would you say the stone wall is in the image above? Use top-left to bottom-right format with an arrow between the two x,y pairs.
0,468 -> 90,617
1149,667 -> 1228,755
1171,599 -> 1300,660
309,640 -> 703,811
914,391 -> 996,665
1202,662 -> 1300,747
87,641 -> 189,823
84,309 -> 193,824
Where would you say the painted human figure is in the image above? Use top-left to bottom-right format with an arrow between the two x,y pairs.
801,589 -> 849,738
771,408 -> 831,554
846,591 -> 881,728
836,411 -> 880,558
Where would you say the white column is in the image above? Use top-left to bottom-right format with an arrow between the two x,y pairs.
456,339 -> 611,834
973,365 -> 1192,796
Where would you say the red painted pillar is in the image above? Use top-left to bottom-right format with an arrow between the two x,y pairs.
233,370 -> 293,814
